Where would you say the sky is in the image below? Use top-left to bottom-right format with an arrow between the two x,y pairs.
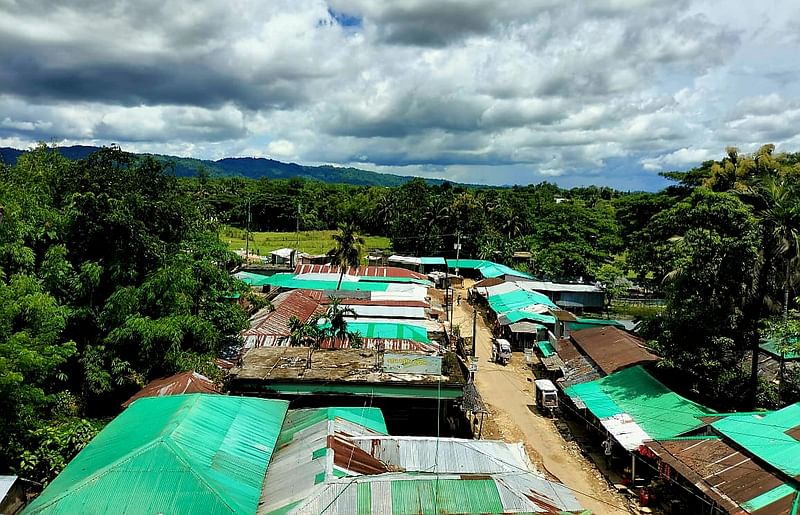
1,0 -> 799,190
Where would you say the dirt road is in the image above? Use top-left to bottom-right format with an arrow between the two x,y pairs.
450,289 -> 632,515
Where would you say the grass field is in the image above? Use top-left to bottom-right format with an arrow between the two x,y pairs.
219,226 -> 392,256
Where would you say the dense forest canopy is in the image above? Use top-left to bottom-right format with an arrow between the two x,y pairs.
0,146 -> 258,483
3,143 -> 800,485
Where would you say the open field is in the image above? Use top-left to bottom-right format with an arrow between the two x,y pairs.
219,226 -> 392,256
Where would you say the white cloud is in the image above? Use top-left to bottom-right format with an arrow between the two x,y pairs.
641,147 -> 718,171
0,0 -> 798,189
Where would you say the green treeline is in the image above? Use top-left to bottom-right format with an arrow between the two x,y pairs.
197,175 -> 626,281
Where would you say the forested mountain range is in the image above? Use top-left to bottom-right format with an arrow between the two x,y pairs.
0,145 -> 455,187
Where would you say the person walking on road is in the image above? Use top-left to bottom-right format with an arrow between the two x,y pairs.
601,438 -> 614,468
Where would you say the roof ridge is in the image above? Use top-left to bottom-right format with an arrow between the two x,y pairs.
162,437 -> 241,513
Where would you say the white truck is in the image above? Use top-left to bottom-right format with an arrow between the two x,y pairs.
492,338 -> 512,366
534,379 -> 559,414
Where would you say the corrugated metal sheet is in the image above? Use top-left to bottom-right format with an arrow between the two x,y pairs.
234,270 -> 273,286
240,290 -> 323,349
258,406 -> 586,514
495,472 -> 586,513
567,317 -> 626,331
472,277 -> 505,289
345,305 -> 427,319
343,317 -> 443,333
325,298 -> 429,308
518,280 -> 602,293
645,437 -> 792,515
711,402 -> 800,480
483,281 -> 522,297
271,248 -> 294,259
318,338 -> 440,353
498,310 -> 556,326
564,366 -> 714,448
509,321 -> 544,333
258,274 -> 393,292
0,475 -> 17,500
447,259 -> 534,279
387,255 -> 422,266
122,371 -> 218,407
283,472 -> 584,514
348,437 -> 533,474
294,264 -> 429,280
569,326 -> 659,375
259,408 -> 388,515
556,337 -> 601,388
295,272 -> 359,282
420,256 -> 447,265
25,395 -> 289,515
332,322 -> 431,342
489,289 -> 558,314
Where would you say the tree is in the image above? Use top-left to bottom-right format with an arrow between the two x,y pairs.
328,223 -> 365,289
642,189 -> 762,409
325,297 -> 358,345
741,176 -> 800,319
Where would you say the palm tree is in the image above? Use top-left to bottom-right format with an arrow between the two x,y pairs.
743,176 -> 800,319
325,296 -> 357,346
328,223 -> 365,290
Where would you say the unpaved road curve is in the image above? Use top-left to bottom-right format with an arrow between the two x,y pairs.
451,293 -> 632,515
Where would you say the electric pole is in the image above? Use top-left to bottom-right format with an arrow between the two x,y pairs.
472,307 -> 477,357
245,198 -> 251,261
295,201 -> 301,267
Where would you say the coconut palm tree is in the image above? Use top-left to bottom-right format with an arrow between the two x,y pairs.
328,223 -> 365,290
743,176 -> 800,319
325,296 -> 357,346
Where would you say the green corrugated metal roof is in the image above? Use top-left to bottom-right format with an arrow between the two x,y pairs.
420,256 -> 446,265
568,318 -> 626,330
24,395 -> 289,515
500,310 -> 556,325
446,259 -> 534,279
262,274 -> 392,291
488,289 -> 558,313
235,271 -> 274,286
358,276 -> 433,286
254,382 -> 464,399
711,402 -> 800,479
276,407 -> 388,447
759,338 -> 800,360
538,340 -> 556,357
565,366 -> 714,440
446,259 -> 485,269
328,322 -> 430,342
741,484 -> 799,512
390,479 -> 505,514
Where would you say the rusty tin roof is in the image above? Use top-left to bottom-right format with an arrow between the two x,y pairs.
569,326 -> 658,375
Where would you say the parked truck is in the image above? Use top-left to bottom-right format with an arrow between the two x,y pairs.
492,338 -> 512,366
534,379 -> 559,414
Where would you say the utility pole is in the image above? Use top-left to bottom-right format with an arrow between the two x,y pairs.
454,232 -> 461,276
472,307 -> 477,358
451,233 -> 461,329
245,198 -> 251,261
294,201 -> 301,268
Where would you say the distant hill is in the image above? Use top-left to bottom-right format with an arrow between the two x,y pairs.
0,145 -> 455,187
